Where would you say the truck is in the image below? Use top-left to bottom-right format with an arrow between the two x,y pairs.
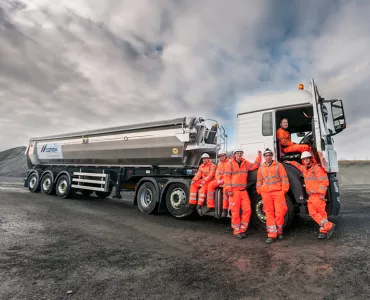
24,78 -> 347,229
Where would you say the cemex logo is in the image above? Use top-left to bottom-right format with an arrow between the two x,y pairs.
41,144 -> 58,153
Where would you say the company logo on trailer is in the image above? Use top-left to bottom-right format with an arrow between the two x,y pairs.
41,144 -> 59,153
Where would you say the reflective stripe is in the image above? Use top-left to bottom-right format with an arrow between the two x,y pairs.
320,218 -> 328,226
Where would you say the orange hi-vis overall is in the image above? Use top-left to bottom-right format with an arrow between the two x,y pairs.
277,128 -> 311,154
224,155 -> 261,235
189,160 -> 216,206
256,161 -> 290,238
288,161 -> 333,233
206,158 -> 229,209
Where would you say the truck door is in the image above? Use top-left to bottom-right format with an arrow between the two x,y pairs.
310,79 -> 346,173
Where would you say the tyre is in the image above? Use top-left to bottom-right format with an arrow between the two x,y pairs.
137,182 -> 159,214
165,183 -> 195,218
250,190 -> 294,231
40,173 -> 55,195
28,172 -> 40,193
55,175 -> 72,199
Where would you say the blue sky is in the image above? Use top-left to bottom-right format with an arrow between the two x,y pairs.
0,0 -> 369,159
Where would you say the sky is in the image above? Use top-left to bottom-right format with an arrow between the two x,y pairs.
0,0 -> 369,159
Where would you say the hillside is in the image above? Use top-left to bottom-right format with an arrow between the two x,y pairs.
0,146 -> 28,177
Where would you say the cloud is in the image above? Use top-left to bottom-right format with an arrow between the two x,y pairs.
0,0 -> 369,160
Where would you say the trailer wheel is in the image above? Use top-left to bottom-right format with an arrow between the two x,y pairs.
41,173 -> 55,195
250,190 -> 294,231
56,175 -> 72,199
165,183 -> 194,218
137,182 -> 158,214
28,172 -> 40,193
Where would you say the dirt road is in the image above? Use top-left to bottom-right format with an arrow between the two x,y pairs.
0,179 -> 369,300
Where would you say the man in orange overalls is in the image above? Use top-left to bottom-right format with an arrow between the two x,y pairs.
284,151 -> 335,239
256,148 -> 290,244
189,153 -> 216,208
204,150 -> 229,217
224,148 -> 262,239
277,117 -> 312,154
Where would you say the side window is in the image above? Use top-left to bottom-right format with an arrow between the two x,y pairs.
262,112 -> 273,136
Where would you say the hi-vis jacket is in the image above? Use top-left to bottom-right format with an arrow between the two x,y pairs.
256,160 -> 290,194
215,158 -> 229,181
192,160 -> 216,182
288,161 -> 329,199
224,155 -> 262,192
276,128 -> 294,147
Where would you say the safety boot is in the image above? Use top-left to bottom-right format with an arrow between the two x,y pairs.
240,232 -> 248,238
326,224 -> 336,240
235,233 -> 245,239
221,209 -> 228,218
266,237 -> 276,244
277,234 -> 283,240
317,233 -> 327,239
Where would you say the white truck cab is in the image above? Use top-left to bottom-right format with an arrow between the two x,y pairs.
234,79 -> 346,229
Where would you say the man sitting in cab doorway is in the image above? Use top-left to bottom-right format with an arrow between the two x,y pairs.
277,117 -> 315,159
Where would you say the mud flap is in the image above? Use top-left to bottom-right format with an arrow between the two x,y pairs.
214,187 -> 223,219
328,174 -> 341,216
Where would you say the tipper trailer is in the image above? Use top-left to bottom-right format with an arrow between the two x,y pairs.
24,79 -> 347,229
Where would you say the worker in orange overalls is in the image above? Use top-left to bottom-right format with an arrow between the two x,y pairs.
224,148 -> 262,239
277,117 -> 313,155
189,153 -> 216,208
256,148 -> 290,244
284,151 -> 335,239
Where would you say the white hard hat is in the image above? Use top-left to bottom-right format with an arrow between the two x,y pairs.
201,153 -> 210,158
263,148 -> 273,155
301,151 -> 312,159
233,148 -> 244,154
218,150 -> 227,156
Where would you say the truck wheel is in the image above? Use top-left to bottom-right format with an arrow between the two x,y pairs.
137,182 -> 158,214
165,183 -> 195,218
28,172 -> 40,193
56,175 -> 72,199
250,190 -> 294,231
41,173 -> 55,195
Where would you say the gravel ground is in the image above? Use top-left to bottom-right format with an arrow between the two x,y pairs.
0,178 -> 369,300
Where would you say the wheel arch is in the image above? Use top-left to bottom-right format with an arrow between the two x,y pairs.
133,177 -> 162,206
283,163 -> 307,204
160,178 -> 192,205
54,171 -> 72,185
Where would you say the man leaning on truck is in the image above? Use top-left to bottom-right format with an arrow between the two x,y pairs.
284,151 -> 336,240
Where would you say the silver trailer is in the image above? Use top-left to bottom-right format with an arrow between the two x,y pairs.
24,116 -> 228,218
25,116 -> 225,168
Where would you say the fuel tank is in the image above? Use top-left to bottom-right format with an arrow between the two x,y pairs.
25,116 -> 222,168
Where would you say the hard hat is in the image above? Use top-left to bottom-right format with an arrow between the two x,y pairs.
233,148 -> 244,154
301,151 -> 312,159
201,153 -> 210,158
263,148 -> 273,155
218,150 -> 227,156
